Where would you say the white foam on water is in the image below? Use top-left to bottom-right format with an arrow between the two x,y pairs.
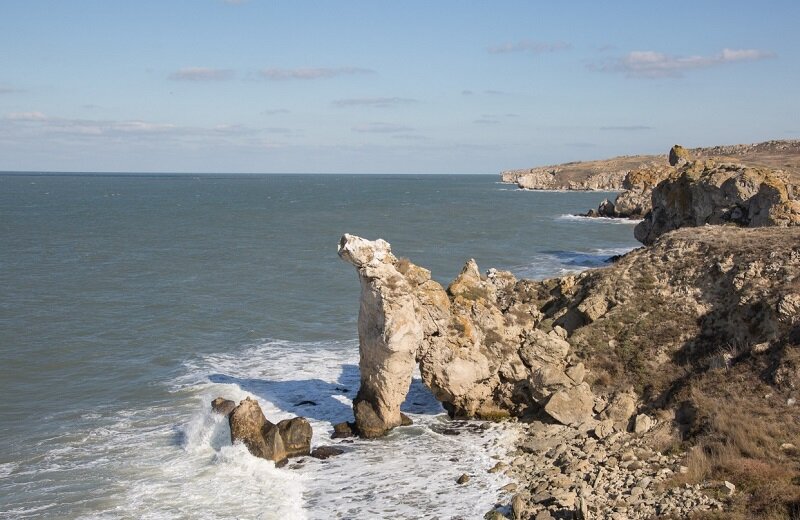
167,339 -> 516,520
557,213 -> 642,225
15,339 -> 513,519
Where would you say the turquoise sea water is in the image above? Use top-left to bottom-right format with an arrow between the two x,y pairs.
0,174 -> 639,519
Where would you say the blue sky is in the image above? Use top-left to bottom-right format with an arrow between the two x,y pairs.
1,0 -> 798,173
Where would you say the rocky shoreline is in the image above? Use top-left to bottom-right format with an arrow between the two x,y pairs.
332,146 -> 798,518
215,142 -> 799,519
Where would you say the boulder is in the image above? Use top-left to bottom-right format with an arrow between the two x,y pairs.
211,397 -> 236,416
669,144 -> 692,167
310,446 -> 344,460
593,418 -> 615,439
331,421 -> 357,439
633,413 -> 654,434
228,397 -> 312,464
229,397 -> 282,461
602,391 -> 637,431
544,382 -> 594,426
277,417 -> 312,457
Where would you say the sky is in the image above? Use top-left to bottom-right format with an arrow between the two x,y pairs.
1,0 -> 798,174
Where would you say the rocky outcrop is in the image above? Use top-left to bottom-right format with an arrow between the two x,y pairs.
339,234 -> 597,436
337,234 -> 425,437
227,397 -> 311,463
340,225 -> 799,438
507,168 -> 629,191
583,163 -> 675,219
634,160 -> 800,244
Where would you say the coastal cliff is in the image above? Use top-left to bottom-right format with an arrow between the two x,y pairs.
340,225 -> 800,518
340,147 -> 800,516
501,139 -> 800,192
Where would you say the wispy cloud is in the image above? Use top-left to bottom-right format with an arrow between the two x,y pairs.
0,85 -> 22,94
488,40 -> 571,55
333,97 -> 417,108
483,89 -> 507,96
169,67 -> 234,81
593,48 -> 776,78
600,125 -> 653,131
263,108 -> 290,115
6,111 -> 47,121
223,0 -> 248,4
1,112 -> 292,144
260,67 -> 374,80
461,90 -> 474,96
352,122 -> 413,134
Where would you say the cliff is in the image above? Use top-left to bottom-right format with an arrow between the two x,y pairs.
502,139 -> 800,192
341,226 -> 800,518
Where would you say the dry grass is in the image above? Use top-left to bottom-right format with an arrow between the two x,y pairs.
668,368 -> 800,519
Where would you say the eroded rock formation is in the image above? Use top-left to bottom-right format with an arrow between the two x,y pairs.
635,159 -> 800,244
339,234 -> 597,437
339,223 -> 800,439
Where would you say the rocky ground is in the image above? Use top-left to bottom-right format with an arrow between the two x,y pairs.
491,421 -> 730,520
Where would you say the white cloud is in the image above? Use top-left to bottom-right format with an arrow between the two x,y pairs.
260,67 -> 374,80
488,40 -> 571,55
595,48 -> 775,78
6,111 -> 47,121
352,122 -> 414,134
333,97 -> 417,108
169,67 -> 234,81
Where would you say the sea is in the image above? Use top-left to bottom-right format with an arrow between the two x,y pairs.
0,174 -> 640,519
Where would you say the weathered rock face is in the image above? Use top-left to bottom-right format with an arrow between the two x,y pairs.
337,234 -> 425,437
339,234 -> 597,432
583,155 -> 677,220
635,160 -> 800,244
514,169 -> 628,191
227,397 -> 311,463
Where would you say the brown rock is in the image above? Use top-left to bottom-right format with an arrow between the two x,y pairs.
456,473 -> 470,484
276,417 -> 312,458
544,383 -> 595,426
669,144 -> 692,166
331,421 -> 357,439
310,446 -> 344,460
211,397 -> 236,416
229,397 -> 274,460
